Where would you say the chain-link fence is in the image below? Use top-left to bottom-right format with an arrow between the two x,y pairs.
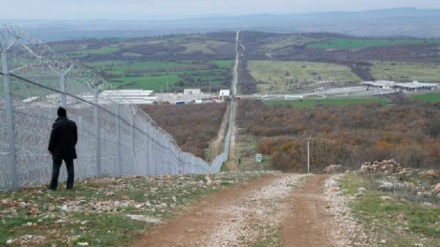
1,23 -> 229,190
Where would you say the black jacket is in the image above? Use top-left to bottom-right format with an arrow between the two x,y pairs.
48,116 -> 78,160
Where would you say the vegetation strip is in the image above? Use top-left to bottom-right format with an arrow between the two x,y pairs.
0,171 -> 272,246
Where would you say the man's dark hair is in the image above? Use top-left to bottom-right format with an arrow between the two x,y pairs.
57,106 -> 67,117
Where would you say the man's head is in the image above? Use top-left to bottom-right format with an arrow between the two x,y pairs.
57,106 -> 67,117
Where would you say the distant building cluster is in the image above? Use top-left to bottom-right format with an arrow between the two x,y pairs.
361,80 -> 438,91
82,89 -> 157,105
22,88 -> 234,107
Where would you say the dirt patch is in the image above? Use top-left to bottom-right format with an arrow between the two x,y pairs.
280,174 -> 345,246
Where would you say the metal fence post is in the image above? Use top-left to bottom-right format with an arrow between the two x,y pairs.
130,114 -> 135,157
94,90 -> 101,176
116,103 -> 122,176
59,74 -> 66,107
58,65 -> 73,108
168,149 -> 172,175
155,135 -> 160,175
145,123 -> 151,175
1,47 -> 19,190
307,137 -> 311,173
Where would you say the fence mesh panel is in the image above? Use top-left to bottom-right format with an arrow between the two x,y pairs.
0,23 -> 228,190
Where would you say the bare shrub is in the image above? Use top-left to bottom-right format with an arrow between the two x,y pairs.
271,151 -> 294,172
237,99 -> 440,169
141,103 -> 227,159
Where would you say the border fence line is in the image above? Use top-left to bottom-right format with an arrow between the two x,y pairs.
0,23 -> 230,190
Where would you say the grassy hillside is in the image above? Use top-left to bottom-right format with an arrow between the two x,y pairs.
53,33 -> 236,93
238,32 -> 440,93
53,32 -> 440,95
369,61 -> 440,82
247,60 -> 360,93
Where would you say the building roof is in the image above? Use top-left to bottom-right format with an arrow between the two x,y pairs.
360,81 -> 395,87
361,81 -> 438,89
82,89 -> 156,104
219,89 -> 230,96
101,89 -> 153,97
394,81 -> 438,89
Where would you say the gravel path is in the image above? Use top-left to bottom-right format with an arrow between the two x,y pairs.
203,174 -> 307,246
324,174 -> 370,246
132,173 -> 366,247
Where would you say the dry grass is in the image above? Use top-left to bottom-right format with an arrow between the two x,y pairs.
247,60 -> 360,94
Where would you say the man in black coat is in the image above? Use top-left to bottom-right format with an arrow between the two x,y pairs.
48,107 -> 78,190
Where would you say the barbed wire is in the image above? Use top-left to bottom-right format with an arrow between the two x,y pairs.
1,23 -> 226,190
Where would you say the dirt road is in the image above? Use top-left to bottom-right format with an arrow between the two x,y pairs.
132,174 -> 353,247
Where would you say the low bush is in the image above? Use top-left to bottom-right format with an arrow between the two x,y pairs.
237,97 -> 440,171
141,103 -> 227,159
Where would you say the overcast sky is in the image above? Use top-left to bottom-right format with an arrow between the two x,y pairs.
1,0 -> 440,20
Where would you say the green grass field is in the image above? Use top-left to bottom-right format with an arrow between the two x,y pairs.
369,61 -> 440,83
89,60 -> 232,92
248,60 -> 360,94
266,97 -> 389,109
53,35 -> 234,92
410,93 -> 440,103
93,61 -> 192,70
110,74 -> 182,91
308,38 -> 440,50
266,93 -> 440,109
260,36 -> 321,51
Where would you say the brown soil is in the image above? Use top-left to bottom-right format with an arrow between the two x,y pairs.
131,174 -> 343,247
205,104 -> 229,163
281,174 -> 336,247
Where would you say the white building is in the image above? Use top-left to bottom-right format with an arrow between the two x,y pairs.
360,80 -> 395,90
219,89 -> 230,97
218,89 -> 231,101
183,89 -> 202,95
394,81 -> 438,91
361,81 -> 438,91
82,89 -> 157,105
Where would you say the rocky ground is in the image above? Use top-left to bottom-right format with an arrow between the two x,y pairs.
324,174 -> 370,246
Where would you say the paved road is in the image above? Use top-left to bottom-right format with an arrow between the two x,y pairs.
232,30 -> 240,95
